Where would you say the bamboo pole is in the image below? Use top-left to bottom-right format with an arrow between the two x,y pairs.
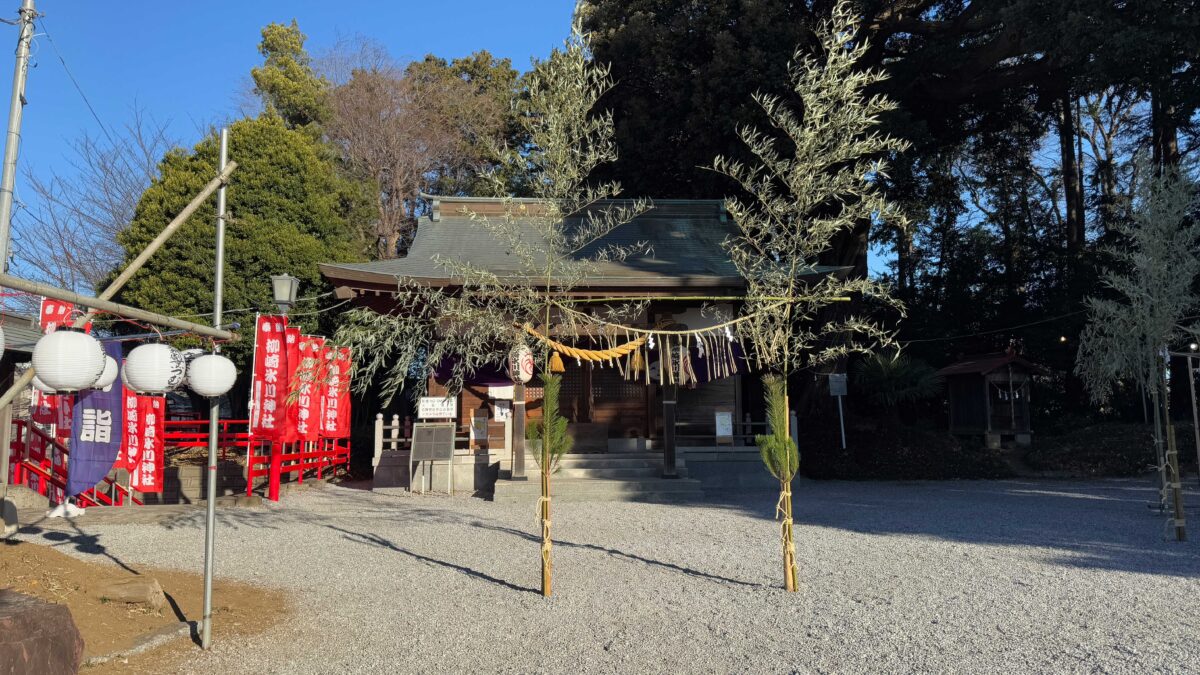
0,274 -> 234,340
1167,423 -> 1187,541
782,391 -> 798,592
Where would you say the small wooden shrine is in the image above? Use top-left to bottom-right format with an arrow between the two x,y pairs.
937,350 -> 1044,448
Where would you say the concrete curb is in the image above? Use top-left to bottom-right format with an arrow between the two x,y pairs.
82,620 -> 194,666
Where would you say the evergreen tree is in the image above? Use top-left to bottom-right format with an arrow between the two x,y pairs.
252,21 -> 331,129
114,22 -> 371,373
113,116 -> 369,363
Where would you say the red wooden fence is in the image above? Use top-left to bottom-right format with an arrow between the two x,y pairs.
7,418 -> 349,506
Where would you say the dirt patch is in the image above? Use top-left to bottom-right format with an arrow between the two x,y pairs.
0,539 -> 286,673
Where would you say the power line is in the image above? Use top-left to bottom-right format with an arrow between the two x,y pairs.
900,309 -> 1088,345
173,292 -> 336,320
34,17 -> 116,147
34,17 -> 142,181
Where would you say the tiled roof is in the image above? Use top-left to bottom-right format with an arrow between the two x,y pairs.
937,352 -> 1045,376
320,197 -> 838,289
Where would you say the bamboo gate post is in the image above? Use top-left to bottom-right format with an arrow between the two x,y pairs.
782,391 -> 798,593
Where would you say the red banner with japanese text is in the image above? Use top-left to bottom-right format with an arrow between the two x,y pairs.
54,394 -> 73,442
30,388 -> 55,425
296,336 -> 325,442
250,315 -> 288,439
117,386 -> 140,472
319,347 -> 351,439
39,298 -> 74,333
280,327 -> 302,443
31,299 -> 73,427
129,396 -> 164,493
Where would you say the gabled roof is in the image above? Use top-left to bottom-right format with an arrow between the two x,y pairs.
320,196 -> 840,291
936,352 -> 1046,377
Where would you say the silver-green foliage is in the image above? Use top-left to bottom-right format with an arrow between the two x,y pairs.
1076,168 -> 1200,403
336,19 -> 648,404
712,0 -> 906,375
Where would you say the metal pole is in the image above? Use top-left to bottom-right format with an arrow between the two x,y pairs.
0,1 -> 37,534
836,395 -> 846,450
1188,355 -> 1200,487
0,0 -> 35,272
201,128 -> 228,649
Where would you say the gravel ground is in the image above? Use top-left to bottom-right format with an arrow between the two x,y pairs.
11,478 -> 1200,674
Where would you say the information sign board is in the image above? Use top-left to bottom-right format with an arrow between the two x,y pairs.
418,396 -> 457,420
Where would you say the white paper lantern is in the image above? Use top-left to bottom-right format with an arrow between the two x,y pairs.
187,354 -> 237,397
32,375 -> 56,394
32,329 -> 106,392
124,343 -> 187,394
508,345 -> 534,384
0,324 -> 6,362
91,356 -> 119,390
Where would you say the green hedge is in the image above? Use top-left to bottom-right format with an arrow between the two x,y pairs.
800,420 -> 1013,480
1026,421 -> 1197,477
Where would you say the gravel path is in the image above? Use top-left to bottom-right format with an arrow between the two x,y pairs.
12,478 -> 1200,673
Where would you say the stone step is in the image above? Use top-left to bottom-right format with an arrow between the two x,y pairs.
492,477 -> 704,504
554,467 -> 666,479
554,458 -> 666,470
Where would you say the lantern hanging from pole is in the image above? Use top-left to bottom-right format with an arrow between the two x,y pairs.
187,353 -> 237,397
0,324 -> 5,362
32,328 -> 106,392
123,343 -> 187,394
91,355 -> 119,390
31,374 -> 56,394
179,348 -> 206,387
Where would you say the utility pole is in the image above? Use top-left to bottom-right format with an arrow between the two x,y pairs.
0,0 -> 34,269
0,0 -> 36,536
201,127 -> 229,649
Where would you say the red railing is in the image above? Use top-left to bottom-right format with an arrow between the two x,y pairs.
8,420 -> 142,507
247,438 -> 350,501
8,417 -> 350,506
163,419 -> 255,461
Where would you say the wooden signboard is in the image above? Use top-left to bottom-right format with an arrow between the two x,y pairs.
410,422 -> 456,494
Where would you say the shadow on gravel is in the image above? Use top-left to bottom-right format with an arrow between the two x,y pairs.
13,517 -> 140,574
698,479 -> 1200,578
326,524 -> 539,594
470,521 -> 766,588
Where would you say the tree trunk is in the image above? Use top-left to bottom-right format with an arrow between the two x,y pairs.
1151,83 -> 1180,171
1057,92 -> 1085,254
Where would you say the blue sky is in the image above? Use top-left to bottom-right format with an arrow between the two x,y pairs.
10,1 -> 895,276
16,0 -> 573,181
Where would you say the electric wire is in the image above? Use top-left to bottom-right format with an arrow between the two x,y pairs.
34,17 -> 143,181
899,309 -> 1088,344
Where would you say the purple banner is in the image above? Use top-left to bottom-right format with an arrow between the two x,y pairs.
67,342 -> 125,497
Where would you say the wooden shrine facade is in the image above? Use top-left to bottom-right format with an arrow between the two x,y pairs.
937,351 -> 1045,448
319,196 -> 805,469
